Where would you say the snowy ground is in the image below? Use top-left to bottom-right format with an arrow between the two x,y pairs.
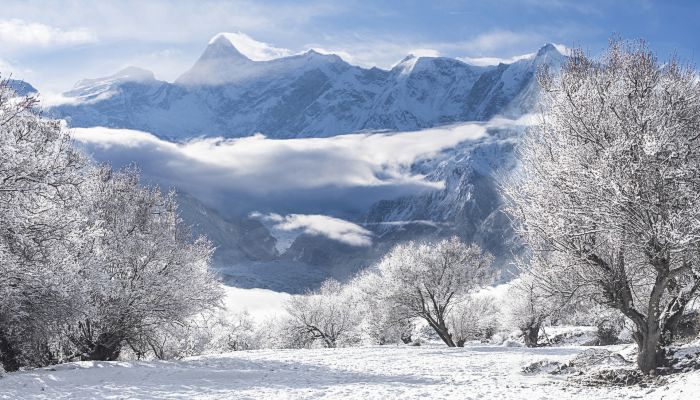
1,344 -> 697,399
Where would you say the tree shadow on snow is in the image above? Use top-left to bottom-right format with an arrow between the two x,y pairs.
6,356 -> 441,398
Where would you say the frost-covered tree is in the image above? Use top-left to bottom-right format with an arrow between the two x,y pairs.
503,39 -> 700,373
377,237 -> 494,347
503,272 -> 558,347
0,80 -> 224,368
448,293 -> 500,346
0,80 -> 88,370
70,168 -> 223,361
348,271 -> 415,345
285,279 -> 361,348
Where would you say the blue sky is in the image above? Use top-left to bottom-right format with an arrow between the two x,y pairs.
0,0 -> 698,92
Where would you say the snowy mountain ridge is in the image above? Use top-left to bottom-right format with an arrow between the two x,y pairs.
49,34 -> 564,139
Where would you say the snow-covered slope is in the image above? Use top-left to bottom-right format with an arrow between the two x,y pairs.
6,79 -> 38,96
49,35 -> 563,139
175,192 -> 278,265
282,123 -> 526,282
364,125 -> 524,275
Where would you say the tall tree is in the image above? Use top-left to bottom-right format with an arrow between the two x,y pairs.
503,39 -> 700,373
0,80 -> 87,370
71,168 -> 223,361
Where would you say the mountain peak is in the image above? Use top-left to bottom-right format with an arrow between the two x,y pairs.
6,79 -> 38,97
536,43 -> 560,57
201,33 -> 252,62
177,34 -> 255,85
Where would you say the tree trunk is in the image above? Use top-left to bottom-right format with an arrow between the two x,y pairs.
86,332 -> 123,361
425,317 -> 456,347
456,339 -> 466,347
522,324 -> 540,347
400,333 -> 412,344
321,335 -> 336,348
634,326 -> 665,374
0,329 -> 20,372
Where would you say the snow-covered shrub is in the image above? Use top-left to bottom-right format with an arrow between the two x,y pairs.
448,293 -> 500,346
0,80 -> 224,368
221,311 -> 258,351
593,308 -> 626,346
68,168 -> 223,361
503,272 -> 558,347
252,316 -> 294,349
285,279 -> 362,348
555,301 -> 626,346
347,271 -> 415,345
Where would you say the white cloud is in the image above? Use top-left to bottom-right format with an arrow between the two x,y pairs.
72,122 -> 488,194
407,48 -> 441,58
37,92 -> 81,107
0,19 -> 96,48
552,43 -> 572,56
460,31 -> 535,53
71,121 -> 497,214
0,58 -> 18,76
211,32 -> 292,61
253,213 -> 373,247
459,53 -> 535,66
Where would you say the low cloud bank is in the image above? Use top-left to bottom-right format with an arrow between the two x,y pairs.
252,212 -> 373,247
72,117 -> 530,216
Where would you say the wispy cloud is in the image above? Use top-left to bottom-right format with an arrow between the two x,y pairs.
458,30 -> 540,53
303,30 -> 545,69
459,53 -> 535,66
0,19 -> 96,48
212,32 -> 292,61
252,213 -> 373,246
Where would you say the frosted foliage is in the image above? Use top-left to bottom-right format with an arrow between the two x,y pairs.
284,279 -> 362,348
70,168 -> 223,361
376,237 -> 494,347
503,272 -> 559,347
502,39 -> 700,372
448,294 -> 500,346
346,271 -> 415,345
0,80 -> 222,370
0,80 -> 87,369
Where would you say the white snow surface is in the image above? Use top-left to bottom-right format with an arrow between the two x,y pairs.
220,285 -> 290,319
1,344 -> 697,399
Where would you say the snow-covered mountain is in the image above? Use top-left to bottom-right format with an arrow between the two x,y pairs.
363,125 -> 525,278
6,79 -> 38,96
49,35 -> 563,139
46,35 -> 565,291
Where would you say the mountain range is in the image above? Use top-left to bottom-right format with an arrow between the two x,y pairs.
49,35 -> 563,139
37,35 -> 565,292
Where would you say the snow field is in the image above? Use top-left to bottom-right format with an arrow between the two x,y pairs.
1,344 -> 697,399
